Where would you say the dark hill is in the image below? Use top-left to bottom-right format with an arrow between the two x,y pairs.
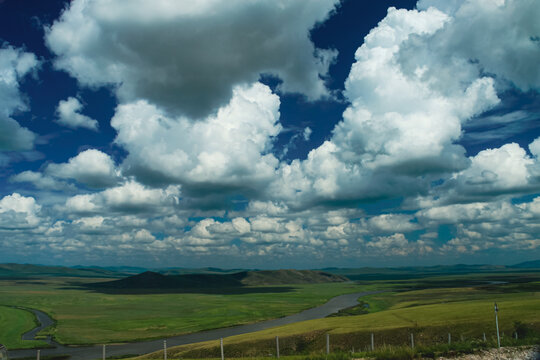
158,267 -> 245,275
95,271 -> 244,289
92,269 -> 347,290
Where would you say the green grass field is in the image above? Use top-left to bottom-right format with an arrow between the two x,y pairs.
0,277 -> 364,347
0,306 -> 49,349
137,275 -> 540,359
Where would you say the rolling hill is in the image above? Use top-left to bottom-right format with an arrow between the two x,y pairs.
240,269 -> 347,285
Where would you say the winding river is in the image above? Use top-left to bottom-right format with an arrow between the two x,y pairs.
8,291 -> 380,360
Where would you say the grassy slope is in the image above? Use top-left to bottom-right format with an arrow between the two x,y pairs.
0,306 -> 49,349
0,277 -> 363,345
240,270 -> 347,285
140,277 -> 540,359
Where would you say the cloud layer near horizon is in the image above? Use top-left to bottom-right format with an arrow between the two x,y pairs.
1,0 -> 540,267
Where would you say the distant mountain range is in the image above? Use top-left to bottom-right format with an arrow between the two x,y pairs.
510,259 -> 540,268
321,261 -> 540,280
0,263 -> 125,278
0,260 -> 538,280
0,264 -> 247,278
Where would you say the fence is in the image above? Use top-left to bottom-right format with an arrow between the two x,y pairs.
31,325 -> 535,360
144,327 -> 535,360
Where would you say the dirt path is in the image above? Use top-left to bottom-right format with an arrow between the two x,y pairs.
435,346 -> 540,360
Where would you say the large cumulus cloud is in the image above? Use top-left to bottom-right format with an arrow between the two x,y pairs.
112,82 -> 282,199
45,0 -> 339,118
268,6 -> 499,207
269,1 -> 540,211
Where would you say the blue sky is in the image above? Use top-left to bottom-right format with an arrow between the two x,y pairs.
0,0 -> 539,268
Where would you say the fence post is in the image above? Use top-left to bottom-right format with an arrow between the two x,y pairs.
36,350 -> 40,360
326,333 -> 330,355
514,332 -> 518,340
448,333 -> 451,345
276,336 -> 279,359
102,344 -> 106,360
371,333 -> 374,351
220,338 -> 224,360
164,340 -> 167,360
410,333 -> 414,349
483,333 -> 486,342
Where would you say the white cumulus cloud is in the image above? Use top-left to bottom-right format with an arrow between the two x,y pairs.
10,170 -> 75,191
439,143 -> 540,202
46,149 -> 120,188
0,193 -> 42,229
530,137 -> 540,158
56,97 -> 98,131
65,181 -> 181,215
0,46 -> 39,152
112,82 -> 282,196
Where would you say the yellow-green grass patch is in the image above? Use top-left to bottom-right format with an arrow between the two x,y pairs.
138,288 -> 539,359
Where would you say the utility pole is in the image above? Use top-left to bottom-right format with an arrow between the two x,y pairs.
164,340 -> 167,360
326,333 -> 330,355
494,302 -> 500,349
220,338 -> 224,360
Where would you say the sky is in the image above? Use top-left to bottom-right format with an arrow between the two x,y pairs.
0,0 -> 539,269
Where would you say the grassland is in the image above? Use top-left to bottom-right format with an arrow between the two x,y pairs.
0,306 -> 49,349
137,273 -> 540,359
2,265 -> 539,358
0,277 -> 364,346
